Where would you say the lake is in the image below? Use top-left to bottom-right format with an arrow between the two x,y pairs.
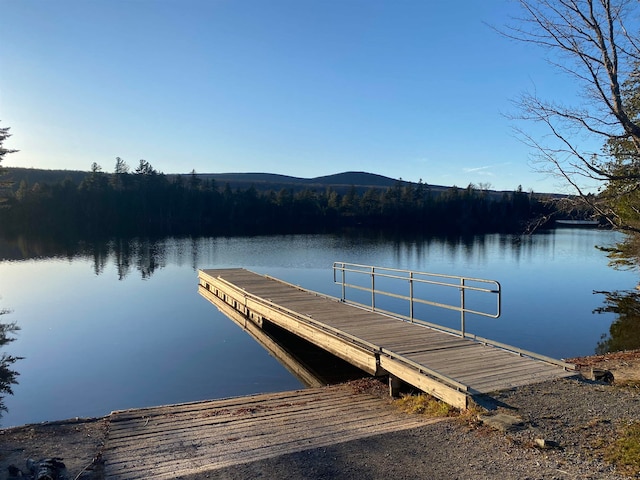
0,229 -> 637,428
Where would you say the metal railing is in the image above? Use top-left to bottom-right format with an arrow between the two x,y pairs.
206,272 -> 470,393
332,262 -> 501,338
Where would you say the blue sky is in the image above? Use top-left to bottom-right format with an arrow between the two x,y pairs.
1,0 -> 576,192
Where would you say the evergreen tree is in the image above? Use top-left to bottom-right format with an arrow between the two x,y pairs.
0,314 -> 20,420
0,122 -> 21,421
0,122 -> 18,205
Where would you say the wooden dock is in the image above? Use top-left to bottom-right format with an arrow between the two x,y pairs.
104,384 -> 440,479
199,268 -> 577,408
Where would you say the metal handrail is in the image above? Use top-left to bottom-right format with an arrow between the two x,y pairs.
208,273 -> 469,392
263,269 -> 573,371
333,262 -> 501,338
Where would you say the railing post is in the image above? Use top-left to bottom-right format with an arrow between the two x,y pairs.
332,263 -> 500,337
460,278 -> 465,338
371,266 -> 376,311
409,272 -> 414,323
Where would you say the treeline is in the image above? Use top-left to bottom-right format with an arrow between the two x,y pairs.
0,163 -> 554,237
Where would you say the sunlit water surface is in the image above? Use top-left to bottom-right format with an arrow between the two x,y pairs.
0,229 -> 636,427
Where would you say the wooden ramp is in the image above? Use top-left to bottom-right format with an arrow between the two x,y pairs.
104,385 -> 440,480
199,268 -> 577,408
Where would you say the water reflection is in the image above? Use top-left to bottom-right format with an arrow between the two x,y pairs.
0,228 -> 635,426
0,228 -> 626,292
200,286 -> 369,386
0,230 -> 569,284
594,289 -> 640,354
0,235 -> 173,280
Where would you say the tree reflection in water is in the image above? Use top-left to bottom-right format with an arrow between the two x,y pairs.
0,307 -> 21,422
0,235 -> 168,280
594,289 -> 640,354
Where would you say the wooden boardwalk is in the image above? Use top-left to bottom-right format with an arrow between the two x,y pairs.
199,268 -> 577,408
104,384 -> 440,480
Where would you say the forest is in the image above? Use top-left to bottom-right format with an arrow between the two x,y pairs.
0,163 -> 562,238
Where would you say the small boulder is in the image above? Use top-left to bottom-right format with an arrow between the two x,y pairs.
582,367 -> 614,384
534,438 -> 560,449
479,413 -> 525,432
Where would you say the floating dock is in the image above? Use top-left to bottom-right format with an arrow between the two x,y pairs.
198,268 -> 577,409
101,266 -> 577,478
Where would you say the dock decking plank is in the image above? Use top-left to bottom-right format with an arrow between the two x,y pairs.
199,268 -> 576,400
104,385 -> 440,480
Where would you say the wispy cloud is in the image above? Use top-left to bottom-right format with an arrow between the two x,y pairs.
463,162 -> 512,176
463,166 -> 492,174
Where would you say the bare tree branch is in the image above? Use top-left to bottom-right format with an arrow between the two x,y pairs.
498,0 -> 640,232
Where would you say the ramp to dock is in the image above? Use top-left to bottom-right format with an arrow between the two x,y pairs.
104,385 -> 440,480
199,268 -> 577,408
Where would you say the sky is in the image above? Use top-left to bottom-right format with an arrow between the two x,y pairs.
1,0 -> 581,193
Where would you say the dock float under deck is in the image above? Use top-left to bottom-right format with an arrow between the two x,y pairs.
198,268 -> 577,409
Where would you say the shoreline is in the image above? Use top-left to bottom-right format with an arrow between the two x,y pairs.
5,348 -> 639,432
1,350 -> 640,479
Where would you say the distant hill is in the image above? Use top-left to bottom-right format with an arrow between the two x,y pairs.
3,167 -> 534,198
3,167 -> 453,194
304,171 -> 400,187
194,171 -> 447,194
3,167 -> 88,190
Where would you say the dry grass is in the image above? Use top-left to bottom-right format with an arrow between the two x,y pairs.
605,421 -> 640,476
615,379 -> 640,389
393,393 -> 458,417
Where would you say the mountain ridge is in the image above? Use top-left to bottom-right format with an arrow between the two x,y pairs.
4,168 -> 451,192
3,167 -> 529,195
196,171 -> 431,189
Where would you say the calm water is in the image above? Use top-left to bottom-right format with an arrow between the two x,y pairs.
0,229 -> 637,427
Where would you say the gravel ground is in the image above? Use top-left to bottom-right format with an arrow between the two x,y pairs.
2,353 -> 640,480
194,377 -> 640,480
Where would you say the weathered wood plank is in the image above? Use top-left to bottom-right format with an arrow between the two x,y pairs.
109,387 -> 335,424
471,369 -> 576,393
425,351 -> 562,373
108,398 -> 401,450
199,268 -> 576,405
378,356 -> 468,409
104,385 -> 440,480
108,402 -> 413,457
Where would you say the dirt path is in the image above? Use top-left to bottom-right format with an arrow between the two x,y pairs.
1,350 -> 639,480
